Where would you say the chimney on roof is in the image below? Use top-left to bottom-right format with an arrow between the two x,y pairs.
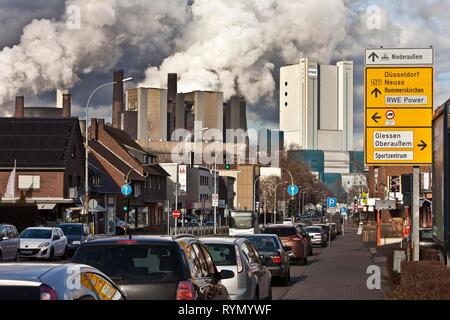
15,96 -> 24,118
62,93 -> 71,118
90,118 -> 98,140
168,73 -> 177,104
98,118 -> 105,131
112,69 -> 124,129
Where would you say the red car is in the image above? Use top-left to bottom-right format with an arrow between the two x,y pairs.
263,224 -> 308,265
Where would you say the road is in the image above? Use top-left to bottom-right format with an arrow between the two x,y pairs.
273,225 -> 386,300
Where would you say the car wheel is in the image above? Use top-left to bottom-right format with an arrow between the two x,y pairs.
282,268 -> 290,286
62,246 -> 68,260
49,247 -> 55,261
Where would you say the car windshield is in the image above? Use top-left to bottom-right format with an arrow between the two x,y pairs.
58,225 -> 82,236
230,216 -> 253,229
73,244 -> 183,284
20,229 -> 52,239
263,227 -> 297,237
204,244 -> 237,266
244,236 -> 280,251
420,230 -> 433,240
306,227 -> 322,233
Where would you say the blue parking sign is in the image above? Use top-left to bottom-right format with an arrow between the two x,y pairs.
327,197 -> 337,208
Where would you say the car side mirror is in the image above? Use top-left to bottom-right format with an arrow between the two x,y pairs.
219,269 -> 235,280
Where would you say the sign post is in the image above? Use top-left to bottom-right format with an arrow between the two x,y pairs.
364,47 -> 434,261
172,209 -> 181,235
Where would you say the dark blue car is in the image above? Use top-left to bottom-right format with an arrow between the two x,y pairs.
57,223 -> 92,256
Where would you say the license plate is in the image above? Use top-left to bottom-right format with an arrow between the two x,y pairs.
21,250 -> 34,255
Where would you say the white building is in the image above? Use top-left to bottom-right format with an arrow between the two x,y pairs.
280,57 -> 353,151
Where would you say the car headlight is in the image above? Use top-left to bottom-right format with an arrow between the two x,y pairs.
38,242 -> 50,248
72,241 -> 81,245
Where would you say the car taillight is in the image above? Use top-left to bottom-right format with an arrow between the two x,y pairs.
176,281 -> 197,300
116,240 -> 138,245
271,256 -> 281,264
235,246 -> 244,273
40,284 -> 57,300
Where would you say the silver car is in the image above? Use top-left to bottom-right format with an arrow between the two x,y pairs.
0,224 -> 20,262
203,237 -> 272,300
19,227 -> 68,260
0,263 -> 126,300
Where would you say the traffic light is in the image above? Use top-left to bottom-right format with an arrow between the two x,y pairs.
225,164 -> 231,170
122,197 -> 131,213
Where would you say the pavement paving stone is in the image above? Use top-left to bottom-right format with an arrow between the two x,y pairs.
282,225 -> 386,300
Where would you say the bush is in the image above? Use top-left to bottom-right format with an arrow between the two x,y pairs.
389,261 -> 450,300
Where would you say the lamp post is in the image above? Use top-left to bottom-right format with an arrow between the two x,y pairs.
84,76 -> 133,233
253,175 -> 262,222
274,181 -> 288,224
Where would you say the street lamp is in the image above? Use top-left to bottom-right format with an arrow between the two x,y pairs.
274,181 -> 288,224
84,76 -> 133,233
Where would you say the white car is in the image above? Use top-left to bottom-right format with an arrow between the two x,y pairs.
283,217 -> 293,225
19,227 -> 68,260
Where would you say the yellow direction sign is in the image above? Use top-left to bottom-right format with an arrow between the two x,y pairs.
365,66 -> 433,166
366,67 -> 433,109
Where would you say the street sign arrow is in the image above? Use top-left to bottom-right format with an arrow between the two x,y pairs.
417,140 -> 428,151
371,112 -> 382,123
368,52 -> 379,62
371,88 -> 382,98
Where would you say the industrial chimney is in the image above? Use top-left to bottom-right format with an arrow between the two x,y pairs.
15,96 -> 24,118
62,93 -> 71,118
112,69 -> 124,129
168,73 -> 178,105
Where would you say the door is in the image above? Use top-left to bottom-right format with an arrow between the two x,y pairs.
0,227 -> 12,259
53,230 -> 63,255
191,243 -> 216,300
199,244 -> 230,300
6,227 -> 19,259
58,230 -> 67,254
247,241 -> 270,299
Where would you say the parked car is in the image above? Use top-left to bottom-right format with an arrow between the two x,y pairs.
295,224 -> 313,256
419,228 -> 440,249
203,237 -> 272,300
314,224 -> 334,241
204,221 -> 215,227
263,224 -> 308,265
0,263 -> 126,300
57,223 -> 92,256
236,234 -> 290,285
283,217 -> 293,225
19,227 -> 68,260
185,222 -> 201,227
0,224 -> 20,262
305,226 -> 328,247
72,235 -> 233,300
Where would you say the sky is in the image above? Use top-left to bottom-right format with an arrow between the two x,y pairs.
0,0 -> 449,151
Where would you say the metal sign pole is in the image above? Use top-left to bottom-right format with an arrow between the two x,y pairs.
412,166 -> 420,261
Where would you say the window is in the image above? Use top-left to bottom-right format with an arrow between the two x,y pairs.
185,245 -> 203,278
204,243 -> 237,266
107,197 -> 115,206
18,175 -> 40,190
285,82 -> 288,86
200,245 -> 217,275
81,272 -> 125,300
0,227 -> 7,238
285,102 -> 288,107
134,183 -> 142,197
285,92 -> 288,96
192,243 -> 211,277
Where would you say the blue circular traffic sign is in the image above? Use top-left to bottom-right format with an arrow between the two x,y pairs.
121,184 -> 132,196
287,184 -> 299,196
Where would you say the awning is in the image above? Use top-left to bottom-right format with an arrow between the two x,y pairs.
37,204 -> 56,210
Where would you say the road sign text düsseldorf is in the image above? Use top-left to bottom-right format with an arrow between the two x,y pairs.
364,48 -> 433,166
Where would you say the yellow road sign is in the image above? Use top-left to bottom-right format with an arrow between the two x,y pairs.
366,108 -> 433,128
366,67 -> 433,109
365,127 -> 432,165
364,63 -> 433,166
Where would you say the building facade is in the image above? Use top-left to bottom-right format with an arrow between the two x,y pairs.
280,57 -> 354,151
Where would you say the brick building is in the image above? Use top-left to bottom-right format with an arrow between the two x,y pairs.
0,98 -> 85,226
88,118 -> 169,232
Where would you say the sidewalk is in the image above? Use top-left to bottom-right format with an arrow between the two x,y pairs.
282,224 -> 386,300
